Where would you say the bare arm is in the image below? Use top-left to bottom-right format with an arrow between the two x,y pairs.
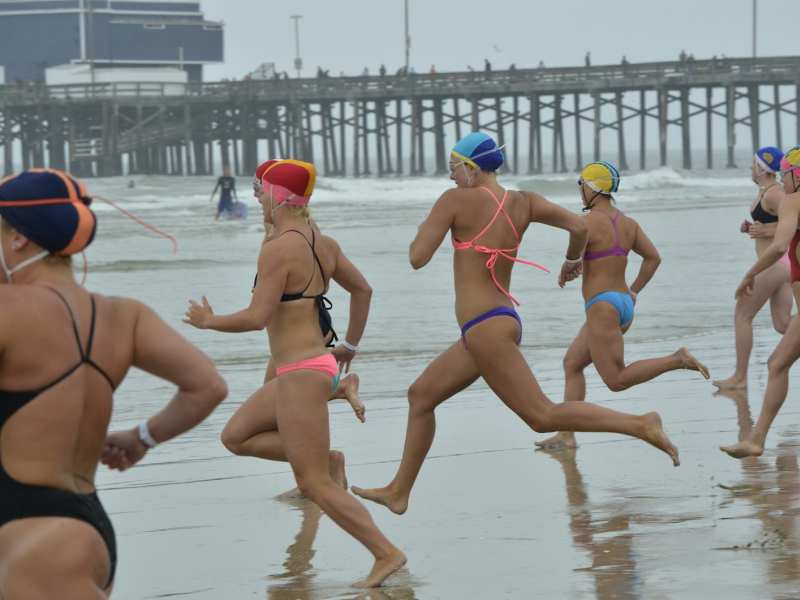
522,190 -> 589,287
328,238 -> 373,373
737,194 -> 800,299
629,221 -> 661,296
409,192 -> 455,269
185,243 -> 287,332
209,179 -> 220,202
102,301 -> 227,470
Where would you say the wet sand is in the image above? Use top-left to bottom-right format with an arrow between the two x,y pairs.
100,328 -> 800,599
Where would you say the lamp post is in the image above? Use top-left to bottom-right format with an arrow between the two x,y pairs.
753,0 -> 757,59
404,0 -> 410,73
290,15 -> 303,78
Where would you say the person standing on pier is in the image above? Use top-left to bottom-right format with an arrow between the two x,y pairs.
351,134 -> 683,518
585,52 -> 591,67
535,162 -> 709,450
209,165 -> 238,220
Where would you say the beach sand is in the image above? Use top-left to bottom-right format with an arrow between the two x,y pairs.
88,171 -> 800,598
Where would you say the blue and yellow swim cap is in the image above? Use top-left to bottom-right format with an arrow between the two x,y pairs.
452,132 -> 504,171
579,162 -> 620,195
755,146 -> 783,174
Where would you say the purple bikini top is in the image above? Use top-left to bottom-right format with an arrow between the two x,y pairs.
583,209 -> 630,261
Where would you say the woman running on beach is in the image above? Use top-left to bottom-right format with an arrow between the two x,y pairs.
252,160 -> 364,423
713,147 -> 791,390
535,162 -> 709,449
0,170 -> 227,599
722,145 -> 800,459
184,160 -> 404,588
351,133 -> 682,517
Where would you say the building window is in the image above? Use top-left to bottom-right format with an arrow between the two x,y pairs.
144,23 -> 166,30
204,24 -> 222,30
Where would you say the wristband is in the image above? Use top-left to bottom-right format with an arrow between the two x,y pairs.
629,289 -> 638,298
138,420 -> 158,448
565,256 -> 582,264
342,340 -> 359,352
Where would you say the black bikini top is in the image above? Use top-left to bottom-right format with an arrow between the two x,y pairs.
751,184 -> 779,224
0,288 -> 115,431
280,229 -> 329,302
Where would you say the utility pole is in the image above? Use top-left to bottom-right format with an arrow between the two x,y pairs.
404,0 -> 410,73
753,0 -> 757,59
291,15 -> 303,78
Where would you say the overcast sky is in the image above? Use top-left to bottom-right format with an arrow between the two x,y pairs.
201,0 -> 772,80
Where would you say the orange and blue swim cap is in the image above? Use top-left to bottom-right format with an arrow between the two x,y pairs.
579,162 -> 621,195
452,132 -> 504,171
0,169 -> 97,256
263,159 -> 316,206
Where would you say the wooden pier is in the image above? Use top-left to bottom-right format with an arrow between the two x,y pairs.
3,55 -> 800,178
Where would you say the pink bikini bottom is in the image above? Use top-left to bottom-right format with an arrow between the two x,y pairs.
276,353 -> 340,393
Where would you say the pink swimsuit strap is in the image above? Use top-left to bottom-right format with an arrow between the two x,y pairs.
275,353 -> 338,378
583,209 -> 630,261
451,187 -> 549,306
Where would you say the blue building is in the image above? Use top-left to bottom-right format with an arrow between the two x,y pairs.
0,0 -> 223,83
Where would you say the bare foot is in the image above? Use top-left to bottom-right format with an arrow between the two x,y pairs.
711,375 -> 747,390
675,347 -> 710,379
334,374 -> 365,423
276,450 -> 348,500
534,431 -> 577,449
351,486 -> 409,515
352,549 -> 407,588
720,438 -> 765,459
640,412 -> 680,467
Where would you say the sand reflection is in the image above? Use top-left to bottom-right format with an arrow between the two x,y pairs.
714,389 -> 800,588
266,498 -> 418,600
540,447 -> 641,599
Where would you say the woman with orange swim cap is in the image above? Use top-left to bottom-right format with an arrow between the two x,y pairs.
0,170 -> 227,599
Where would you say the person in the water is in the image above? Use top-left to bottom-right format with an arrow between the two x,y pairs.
210,165 -> 238,220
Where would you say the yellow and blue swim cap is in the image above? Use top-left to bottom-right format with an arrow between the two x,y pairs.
755,146 -> 783,174
579,162 -> 621,195
452,132 -> 504,171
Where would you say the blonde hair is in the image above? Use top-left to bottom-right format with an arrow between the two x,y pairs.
285,205 -> 312,219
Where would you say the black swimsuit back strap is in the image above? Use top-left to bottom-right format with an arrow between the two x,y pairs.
44,287 -> 115,391
280,229 -> 327,301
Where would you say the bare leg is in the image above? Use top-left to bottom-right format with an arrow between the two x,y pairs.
276,371 -> 406,588
0,518 -> 112,600
352,341 -> 480,514
713,264 -> 787,389
220,381 -> 347,495
769,271 -> 793,335
462,317 -> 680,466
586,302 -> 708,391
721,312 -> 800,459
535,324 -> 592,449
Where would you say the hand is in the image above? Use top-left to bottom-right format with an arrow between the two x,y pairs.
741,219 -> 752,234
735,275 -> 756,301
183,296 -> 214,329
558,260 -> 583,288
331,344 -> 356,374
209,196 -> 214,203
101,428 -> 149,472
748,221 -> 771,239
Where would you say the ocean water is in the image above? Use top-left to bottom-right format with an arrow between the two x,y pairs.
85,167 -> 800,599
